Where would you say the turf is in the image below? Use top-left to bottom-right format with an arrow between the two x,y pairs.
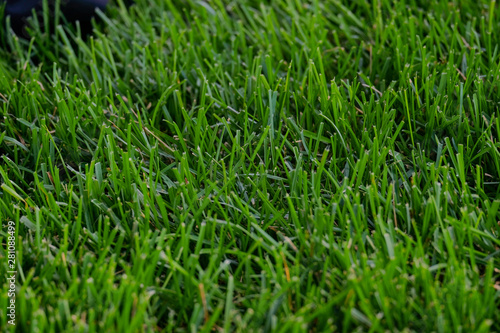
0,0 -> 500,332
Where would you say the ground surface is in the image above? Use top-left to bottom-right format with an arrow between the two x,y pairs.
0,0 -> 500,332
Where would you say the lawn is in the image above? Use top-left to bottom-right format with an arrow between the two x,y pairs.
0,0 -> 500,331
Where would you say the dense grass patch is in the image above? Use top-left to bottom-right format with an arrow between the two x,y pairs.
1,0 -> 500,331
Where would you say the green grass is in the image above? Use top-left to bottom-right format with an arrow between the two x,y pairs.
1,0 -> 500,331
